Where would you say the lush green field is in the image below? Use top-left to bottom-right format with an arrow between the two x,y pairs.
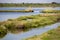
25,26 -> 60,40
0,14 -> 60,38
0,3 -> 60,7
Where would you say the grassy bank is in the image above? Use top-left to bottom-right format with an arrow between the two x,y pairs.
0,3 -> 60,7
25,26 -> 60,40
0,14 -> 60,38
42,10 -> 60,13
0,10 -> 33,12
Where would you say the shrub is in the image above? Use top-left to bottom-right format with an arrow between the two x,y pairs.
0,25 -> 7,38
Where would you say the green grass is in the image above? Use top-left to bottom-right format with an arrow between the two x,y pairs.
0,3 -> 60,7
42,10 -> 60,13
42,26 -> 60,40
0,14 -> 60,33
25,26 -> 60,40
0,25 -> 7,38
2,14 -> 60,29
0,13 -> 60,38
0,10 -> 33,12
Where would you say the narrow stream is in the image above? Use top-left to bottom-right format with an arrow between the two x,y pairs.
0,22 -> 60,40
0,7 -> 60,40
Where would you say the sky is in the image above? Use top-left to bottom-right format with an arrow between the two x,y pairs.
0,0 -> 60,3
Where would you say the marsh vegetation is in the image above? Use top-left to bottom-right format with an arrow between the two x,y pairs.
0,25 -> 7,38
0,3 -> 60,7
0,10 -> 33,12
42,10 -> 60,13
0,13 -> 60,38
25,26 -> 60,40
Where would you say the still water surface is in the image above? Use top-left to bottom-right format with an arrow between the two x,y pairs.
0,23 -> 60,40
0,7 -> 60,21
0,7 -> 60,40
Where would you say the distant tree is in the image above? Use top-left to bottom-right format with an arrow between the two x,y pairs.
51,2 -> 57,4
22,2 -> 24,4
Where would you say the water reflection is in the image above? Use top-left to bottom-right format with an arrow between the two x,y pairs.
0,7 -> 60,21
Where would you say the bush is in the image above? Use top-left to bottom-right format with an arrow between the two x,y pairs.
0,25 -> 7,38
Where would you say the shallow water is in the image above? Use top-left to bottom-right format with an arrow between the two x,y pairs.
0,23 -> 60,40
0,7 -> 60,40
0,7 -> 60,21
